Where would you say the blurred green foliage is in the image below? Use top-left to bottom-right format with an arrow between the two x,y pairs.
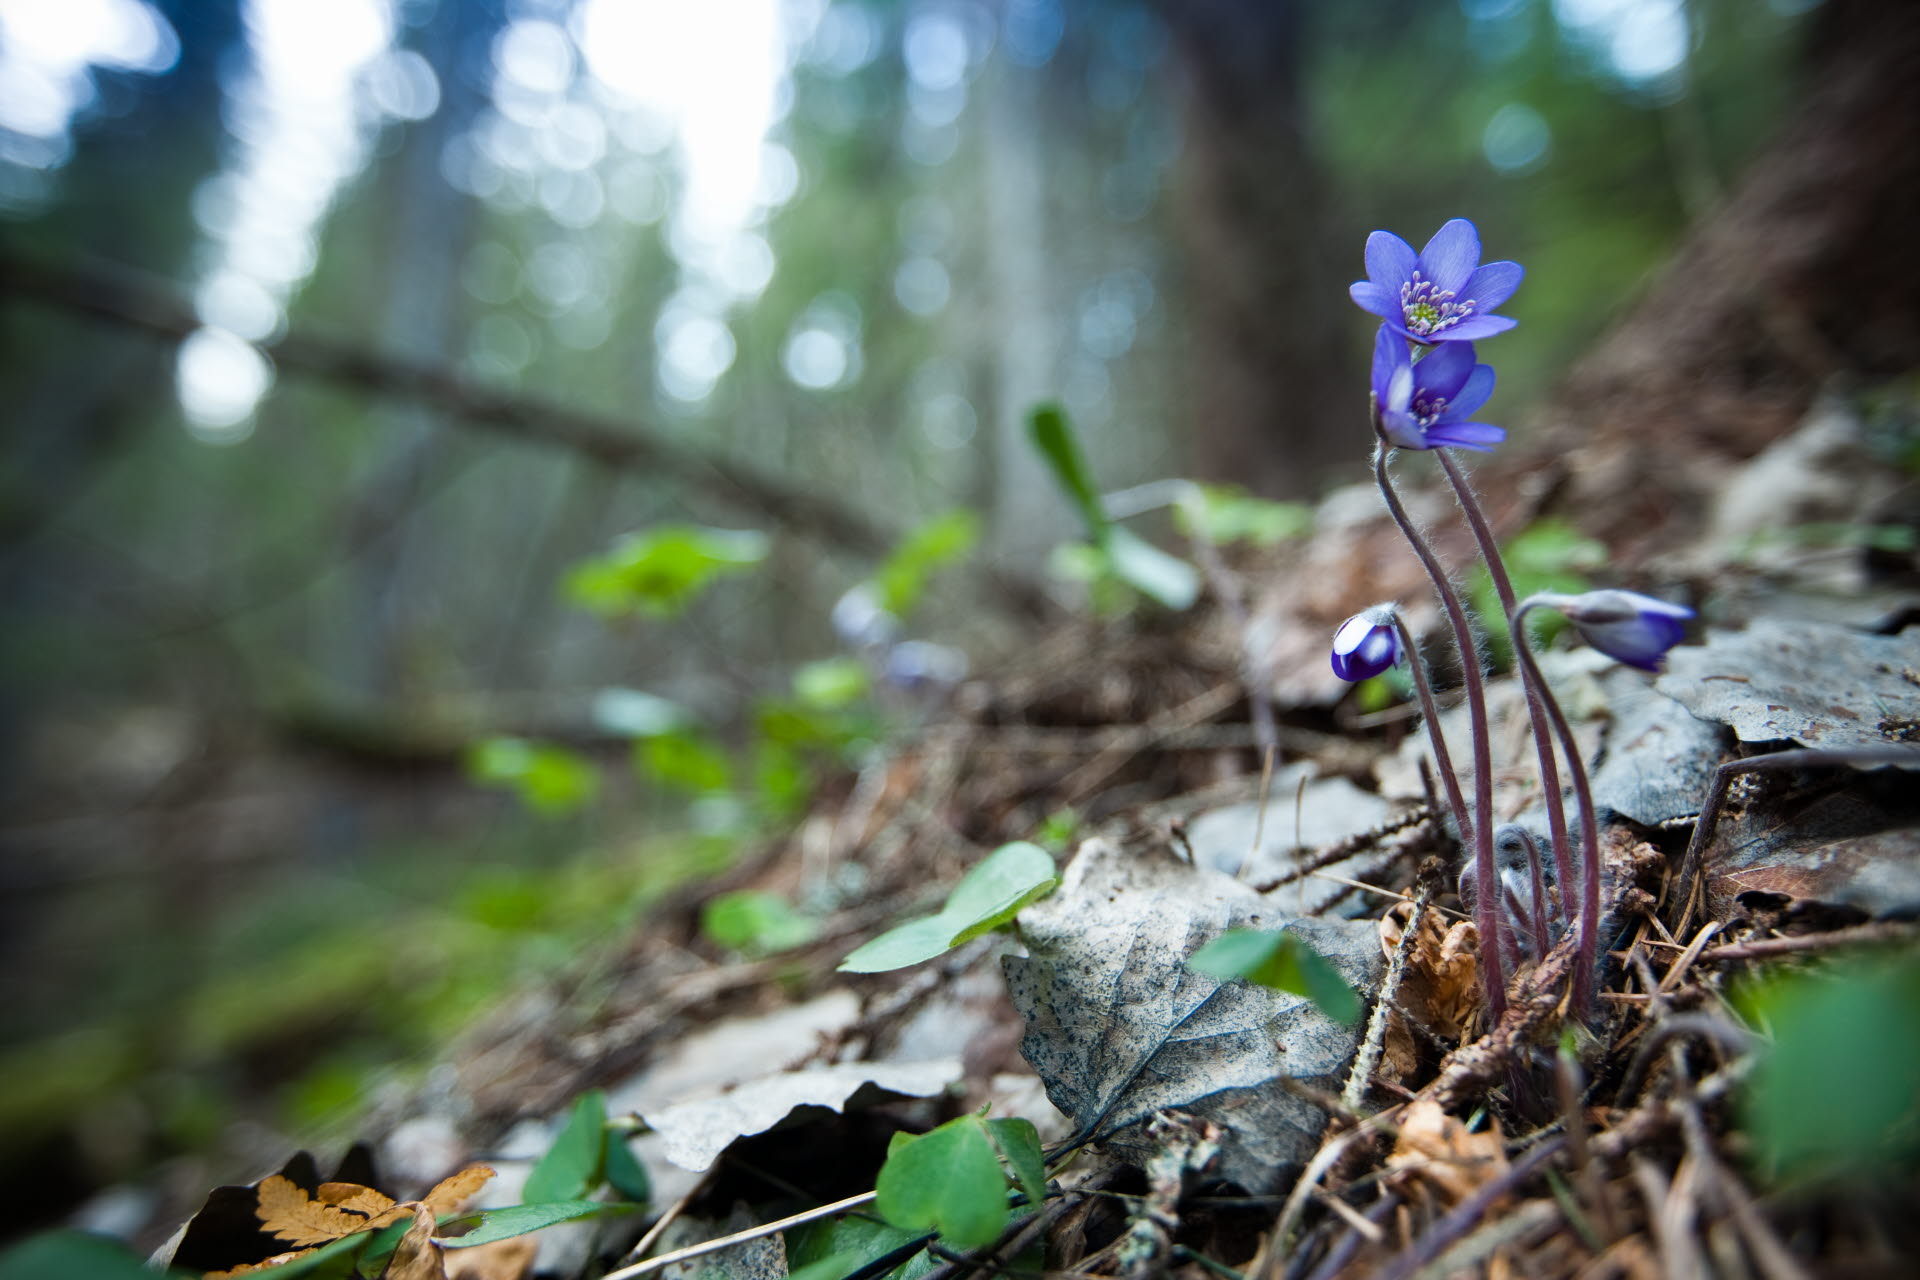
1175,485 -> 1314,547
466,737 -> 601,816
1188,928 -> 1363,1025
701,890 -> 821,957
564,525 -> 770,618
875,509 -> 980,618
1471,517 -> 1607,664
1738,950 -> 1920,1183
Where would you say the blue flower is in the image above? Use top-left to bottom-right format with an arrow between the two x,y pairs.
1536,589 -> 1695,671
1351,219 -> 1523,344
1331,606 -> 1402,682
1370,327 -> 1507,452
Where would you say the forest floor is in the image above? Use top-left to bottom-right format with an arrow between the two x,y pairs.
52,378 -> 1916,1280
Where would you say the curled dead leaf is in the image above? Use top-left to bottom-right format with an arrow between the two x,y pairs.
422,1165 -> 494,1217
381,1204 -> 446,1280
446,1235 -> 538,1280
1386,1098 -> 1510,1209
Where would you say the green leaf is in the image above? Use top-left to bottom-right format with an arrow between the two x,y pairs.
1106,527 -> 1199,611
525,1090 -> 609,1203
839,842 -> 1058,973
637,730 -> 733,794
1028,404 -> 1110,541
795,657 -> 871,711
0,1231 -> 159,1280
1175,485 -> 1313,546
440,1200 -> 634,1249
837,915 -> 957,975
1740,951 -> 1920,1182
986,1117 -> 1047,1208
875,1116 -> 1010,1250
785,1215 -> 933,1280
466,737 -> 599,816
603,1131 -> 653,1205
1188,929 -> 1364,1025
942,842 -> 1060,946
875,509 -> 980,617
702,890 -> 820,956
564,525 -> 769,618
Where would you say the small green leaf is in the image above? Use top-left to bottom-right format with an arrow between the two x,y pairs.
603,1131 -> 653,1205
440,1200 -> 634,1249
1176,486 -> 1313,546
785,1215 -> 933,1280
1028,404 -> 1110,541
564,525 -> 769,618
839,843 -> 1058,973
795,657 -> 872,710
525,1090 -> 609,1203
1189,929 -> 1363,1025
875,509 -> 980,618
466,738 -> 599,816
0,1231 -> 161,1280
876,1116 -> 1010,1250
1106,527 -> 1199,611
637,730 -> 733,794
986,1117 -> 1047,1208
838,915 -> 958,975
943,842 -> 1060,946
702,890 -> 820,956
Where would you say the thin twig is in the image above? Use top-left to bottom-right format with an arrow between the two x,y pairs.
1345,876 -> 1437,1111
601,1191 -> 878,1280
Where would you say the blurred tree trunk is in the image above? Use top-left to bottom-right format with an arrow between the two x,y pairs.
1155,0 -> 1353,499
338,3 -> 500,700
1501,0 -> 1920,558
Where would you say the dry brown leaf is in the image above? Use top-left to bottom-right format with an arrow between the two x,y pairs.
1381,905 -> 1481,1041
317,1181 -> 405,1223
205,1248 -> 318,1278
257,1175 -> 390,1247
421,1165 -> 494,1217
1387,1098 -> 1510,1209
381,1204 -> 447,1280
446,1235 -> 538,1280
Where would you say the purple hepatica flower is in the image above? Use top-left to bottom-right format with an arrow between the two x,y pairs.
1371,326 -> 1506,452
1351,219 -> 1523,344
1331,605 -> 1401,682
1537,589 -> 1695,671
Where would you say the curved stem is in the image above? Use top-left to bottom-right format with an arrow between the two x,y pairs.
1435,449 -> 1577,923
1511,600 -> 1602,1014
1515,826 -> 1552,960
1372,442 -> 1505,1019
1387,612 -> 1470,847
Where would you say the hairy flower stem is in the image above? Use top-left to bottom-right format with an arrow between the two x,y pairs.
1388,613 -> 1471,849
1434,450 -> 1579,921
1515,826 -> 1553,959
1371,439 -> 1506,1019
1511,600 -> 1602,1013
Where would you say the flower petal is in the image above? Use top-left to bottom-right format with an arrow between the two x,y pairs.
1350,280 -> 1395,318
1386,362 -> 1415,418
1371,324 -> 1406,403
1418,219 -> 1480,294
1427,421 -> 1506,452
1364,230 -> 1417,288
1430,313 -> 1517,342
1412,341 -> 1475,400
1446,364 -> 1496,419
1462,260 -> 1524,311
1380,410 -> 1429,451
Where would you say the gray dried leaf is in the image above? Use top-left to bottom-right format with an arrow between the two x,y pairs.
1656,620 -> 1920,750
1183,765 -> 1394,914
1699,762 -> 1920,917
638,1059 -> 961,1172
1588,669 -> 1730,827
1003,839 -> 1380,1192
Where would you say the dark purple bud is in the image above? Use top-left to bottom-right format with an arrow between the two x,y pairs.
1537,589 -> 1694,671
1330,605 -> 1402,682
